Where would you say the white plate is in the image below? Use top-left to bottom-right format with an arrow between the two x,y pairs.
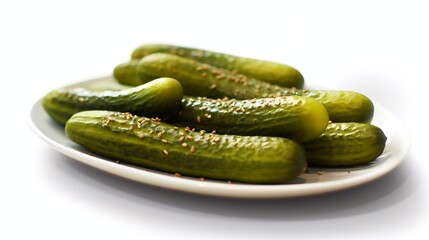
29,76 -> 410,199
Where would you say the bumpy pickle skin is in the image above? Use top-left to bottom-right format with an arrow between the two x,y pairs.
132,53 -> 373,123
43,77 -> 183,125
130,43 -> 304,88
303,123 -> 387,167
65,110 -> 307,184
168,95 -> 329,143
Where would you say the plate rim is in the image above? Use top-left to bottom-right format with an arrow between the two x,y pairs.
29,76 -> 411,199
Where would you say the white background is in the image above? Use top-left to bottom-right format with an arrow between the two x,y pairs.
1,0 -> 427,239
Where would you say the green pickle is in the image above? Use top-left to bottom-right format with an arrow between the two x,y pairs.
65,110 -> 307,184
43,77 -> 183,125
169,95 -> 329,143
130,43 -> 304,88
303,123 -> 387,167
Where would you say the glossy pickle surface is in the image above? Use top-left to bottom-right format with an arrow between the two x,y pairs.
128,53 -> 374,123
130,43 -> 304,88
43,77 -> 183,125
65,110 -> 307,184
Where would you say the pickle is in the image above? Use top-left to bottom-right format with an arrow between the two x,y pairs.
65,110 -> 307,184
169,95 -> 329,143
130,43 -> 304,88
43,77 -> 183,125
303,123 -> 387,167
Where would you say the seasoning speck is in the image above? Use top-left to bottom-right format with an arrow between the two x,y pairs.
157,131 -> 165,138
102,119 -> 110,127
